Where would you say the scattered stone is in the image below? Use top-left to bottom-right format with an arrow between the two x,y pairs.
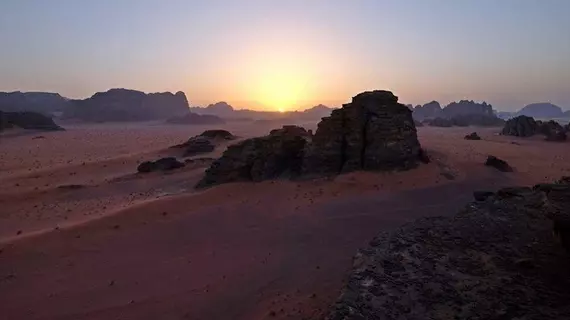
501,115 -> 539,137
32,135 -> 46,139
137,157 -> 184,173
464,132 -> 481,140
485,155 -> 513,172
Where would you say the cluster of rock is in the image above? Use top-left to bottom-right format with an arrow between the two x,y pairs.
196,126 -> 310,188
0,110 -> 64,131
328,178 -> 570,320
137,157 -> 184,173
166,112 -> 225,125
501,115 -> 567,141
64,89 -> 189,122
197,91 -> 424,188
172,130 -> 235,157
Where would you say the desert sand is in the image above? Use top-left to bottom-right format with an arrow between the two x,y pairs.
1,122 -> 570,320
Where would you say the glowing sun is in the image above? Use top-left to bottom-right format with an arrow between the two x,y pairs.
253,69 -> 306,112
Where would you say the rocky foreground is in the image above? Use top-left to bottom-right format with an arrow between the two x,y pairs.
328,179 -> 570,319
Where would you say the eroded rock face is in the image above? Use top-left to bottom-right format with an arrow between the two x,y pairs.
302,91 -> 421,176
196,126 -> 309,188
328,183 -> 570,320
0,111 -> 64,131
501,115 -> 539,137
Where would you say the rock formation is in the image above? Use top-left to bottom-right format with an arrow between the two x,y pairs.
464,132 -> 481,140
450,114 -> 505,127
302,90 -> 421,176
485,155 -> 513,172
64,89 -> 189,122
166,112 -> 225,125
328,181 -> 570,320
0,91 -> 70,115
196,90 -> 425,188
137,157 -> 184,173
501,115 -> 539,137
172,130 -> 235,157
539,120 -> 567,141
196,126 -> 310,188
0,111 -> 64,131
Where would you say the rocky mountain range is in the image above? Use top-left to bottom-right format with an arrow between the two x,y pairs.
190,102 -> 335,121
0,91 -> 70,115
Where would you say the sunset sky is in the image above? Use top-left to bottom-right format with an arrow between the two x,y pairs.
1,0 -> 569,111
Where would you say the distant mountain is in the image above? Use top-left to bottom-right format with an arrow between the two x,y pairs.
443,100 -> 494,118
190,102 -> 335,120
166,112 -> 225,125
64,89 -> 189,122
0,91 -> 70,115
412,101 -> 444,120
517,103 -> 565,118
0,110 -> 64,131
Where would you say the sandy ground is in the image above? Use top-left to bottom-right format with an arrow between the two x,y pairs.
1,122 -> 570,320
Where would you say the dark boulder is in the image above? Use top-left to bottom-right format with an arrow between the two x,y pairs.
137,157 -> 184,173
182,137 -> 215,157
0,110 -> 64,131
539,120 -> 567,141
464,132 -> 481,140
196,126 -> 309,188
473,190 -> 494,201
485,155 -> 513,172
302,90 -> 421,176
501,115 -> 539,137
198,129 -> 235,140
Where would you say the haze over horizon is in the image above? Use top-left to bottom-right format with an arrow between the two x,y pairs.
1,0 -> 569,112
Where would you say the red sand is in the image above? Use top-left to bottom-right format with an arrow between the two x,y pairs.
1,123 -> 570,319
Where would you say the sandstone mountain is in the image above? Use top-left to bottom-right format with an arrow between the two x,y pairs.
64,89 -> 189,122
0,91 -> 70,115
190,102 -> 334,121
517,102 -> 565,118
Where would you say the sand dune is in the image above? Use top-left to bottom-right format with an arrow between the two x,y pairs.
1,123 -> 570,319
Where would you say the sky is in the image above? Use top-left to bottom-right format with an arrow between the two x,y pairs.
1,0 -> 569,112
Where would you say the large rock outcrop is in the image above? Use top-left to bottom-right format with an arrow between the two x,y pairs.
302,91 -> 421,176
196,126 -> 309,188
64,89 -> 189,122
501,115 -> 539,137
172,130 -> 235,157
0,111 -> 64,131
328,182 -> 570,320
